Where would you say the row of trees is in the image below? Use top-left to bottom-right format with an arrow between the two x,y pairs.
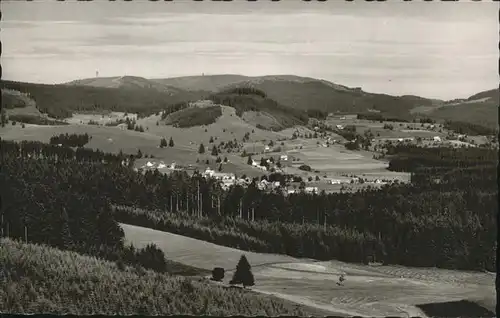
49,133 -> 90,148
160,137 -> 174,148
1,138 -> 496,271
356,112 -> 415,123
443,120 -> 497,136
0,80 -> 206,119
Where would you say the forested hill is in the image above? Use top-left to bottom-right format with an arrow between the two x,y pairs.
208,87 -> 309,130
152,75 -> 497,128
0,80 -> 209,119
3,75 -> 496,129
1,138 -> 496,272
63,74 -> 440,117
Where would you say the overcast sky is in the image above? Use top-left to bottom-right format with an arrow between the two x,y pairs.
1,0 -> 498,99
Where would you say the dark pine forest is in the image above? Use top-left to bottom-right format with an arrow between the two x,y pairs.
0,138 -> 496,273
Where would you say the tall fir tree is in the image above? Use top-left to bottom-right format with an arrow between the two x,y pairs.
198,143 -> 205,154
230,255 -> 254,288
160,138 -> 168,148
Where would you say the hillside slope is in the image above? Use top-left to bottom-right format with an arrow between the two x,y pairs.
208,87 -> 308,130
7,75 -> 496,130
67,75 -> 188,94
121,223 -> 495,318
151,75 -> 439,118
410,88 -> 498,130
1,80 -> 208,119
151,74 -> 250,92
0,238 -> 320,316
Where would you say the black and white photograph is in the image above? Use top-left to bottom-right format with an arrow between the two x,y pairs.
0,0 -> 497,316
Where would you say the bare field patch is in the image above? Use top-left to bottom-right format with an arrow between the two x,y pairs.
120,223 -> 299,271
67,112 -> 137,125
122,223 -> 494,317
242,111 -> 282,131
287,145 -> 388,173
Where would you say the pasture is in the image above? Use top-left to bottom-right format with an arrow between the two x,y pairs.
121,223 -> 495,318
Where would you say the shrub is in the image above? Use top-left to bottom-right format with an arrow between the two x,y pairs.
135,243 -> 168,273
298,165 -> 311,172
211,267 -> 225,282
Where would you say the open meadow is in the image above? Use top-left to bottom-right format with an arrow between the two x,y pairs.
121,223 -> 495,318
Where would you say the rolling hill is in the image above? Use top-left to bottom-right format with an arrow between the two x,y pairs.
67,75 -> 193,94
65,74 -> 439,117
410,88 -> 498,130
3,75 -> 497,132
208,87 -> 308,131
0,238 -> 325,316
152,75 -> 440,117
151,74 -> 250,92
1,80 -> 209,119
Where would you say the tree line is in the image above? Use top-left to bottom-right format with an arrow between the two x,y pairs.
0,80 -> 206,119
49,133 -> 90,148
208,89 -> 308,128
443,120 -> 497,136
0,138 -> 496,271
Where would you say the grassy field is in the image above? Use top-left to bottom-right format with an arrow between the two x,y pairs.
120,223 -> 300,270
0,106 -> 287,173
3,105 -> 486,192
0,104 -> 489,187
0,238 -> 329,316
121,223 -> 496,318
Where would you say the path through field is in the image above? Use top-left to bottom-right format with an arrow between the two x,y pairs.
121,223 -> 495,317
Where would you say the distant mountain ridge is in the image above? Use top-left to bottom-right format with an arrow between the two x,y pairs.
65,74 -> 441,116
5,75 -> 496,130
67,75 -> 190,95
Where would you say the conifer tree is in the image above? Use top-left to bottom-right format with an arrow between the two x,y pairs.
198,143 -> 205,154
160,138 -> 168,148
230,255 -> 254,288
169,137 -> 174,147
211,146 -> 218,156
1,108 -> 7,127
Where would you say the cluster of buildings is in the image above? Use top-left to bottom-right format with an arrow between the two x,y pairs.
202,168 -> 241,190
139,161 -> 180,171
202,168 -> 283,191
249,157 -> 284,173
287,186 -> 319,195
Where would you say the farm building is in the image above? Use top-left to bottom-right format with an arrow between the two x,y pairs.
305,186 -> 318,194
433,136 -> 442,142
117,123 -> 127,130
203,168 -> 235,181
280,154 -> 288,161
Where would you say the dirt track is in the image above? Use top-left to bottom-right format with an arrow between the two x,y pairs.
121,223 -> 495,317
